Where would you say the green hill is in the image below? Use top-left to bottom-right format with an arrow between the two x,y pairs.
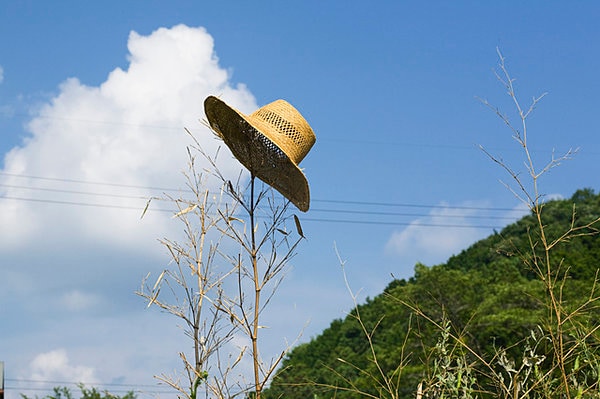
264,188 -> 600,399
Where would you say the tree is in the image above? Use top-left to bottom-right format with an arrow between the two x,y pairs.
20,384 -> 135,399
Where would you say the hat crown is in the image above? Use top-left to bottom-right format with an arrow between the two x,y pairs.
247,100 -> 316,165
203,95 -> 315,211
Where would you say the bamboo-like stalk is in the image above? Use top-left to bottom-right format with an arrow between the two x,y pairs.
249,174 -> 262,398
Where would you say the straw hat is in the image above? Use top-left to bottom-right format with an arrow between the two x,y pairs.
204,96 -> 316,212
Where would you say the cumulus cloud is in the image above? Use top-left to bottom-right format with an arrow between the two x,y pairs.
29,348 -> 98,385
0,24 -> 256,252
385,201 -> 502,267
0,25 -> 260,396
60,289 -> 102,312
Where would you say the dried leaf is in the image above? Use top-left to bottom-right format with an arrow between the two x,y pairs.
153,269 -> 166,291
147,288 -> 160,308
172,204 -> 197,218
140,198 -> 152,219
294,214 -> 305,238
276,228 -> 289,236
231,346 -> 246,369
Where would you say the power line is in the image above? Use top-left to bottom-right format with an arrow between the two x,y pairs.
0,195 -> 162,212
0,194 -> 510,229
0,183 -> 150,200
6,378 -> 166,389
0,172 -> 522,213
0,172 -> 528,229
310,207 -> 518,220
313,198 -> 520,212
302,217 -> 501,229
0,187 -> 520,220
5,387 -> 173,396
6,378 -> 156,388
0,172 -> 184,193
5,378 -> 173,395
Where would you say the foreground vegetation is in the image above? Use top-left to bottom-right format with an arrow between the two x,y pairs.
21,385 -> 136,399
263,189 -> 600,399
264,52 -> 600,399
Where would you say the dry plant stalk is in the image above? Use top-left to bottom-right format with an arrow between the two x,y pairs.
388,49 -> 600,399
308,244 -> 412,399
138,130 -> 305,399
477,48 -> 600,398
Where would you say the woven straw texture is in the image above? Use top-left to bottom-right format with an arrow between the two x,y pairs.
204,96 -> 316,212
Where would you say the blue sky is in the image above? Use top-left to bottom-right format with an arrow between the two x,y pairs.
1,1 -> 600,398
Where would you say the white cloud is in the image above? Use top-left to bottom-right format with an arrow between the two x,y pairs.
60,289 -> 101,311
0,65 -> 4,83
385,202 -> 495,267
0,24 -> 256,252
29,348 -> 98,384
0,25 -> 259,398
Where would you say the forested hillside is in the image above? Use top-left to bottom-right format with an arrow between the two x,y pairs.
264,188 -> 600,399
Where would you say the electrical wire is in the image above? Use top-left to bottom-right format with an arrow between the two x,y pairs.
6,379 -> 166,389
5,378 -> 174,395
0,190 -> 520,220
0,182 -> 520,221
0,195 -> 511,229
0,172 -> 523,212
313,198 -> 520,212
0,172 -> 526,229
0,172 -> 184,192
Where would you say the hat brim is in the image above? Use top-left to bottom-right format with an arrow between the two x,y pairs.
204,96 -> 310,212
